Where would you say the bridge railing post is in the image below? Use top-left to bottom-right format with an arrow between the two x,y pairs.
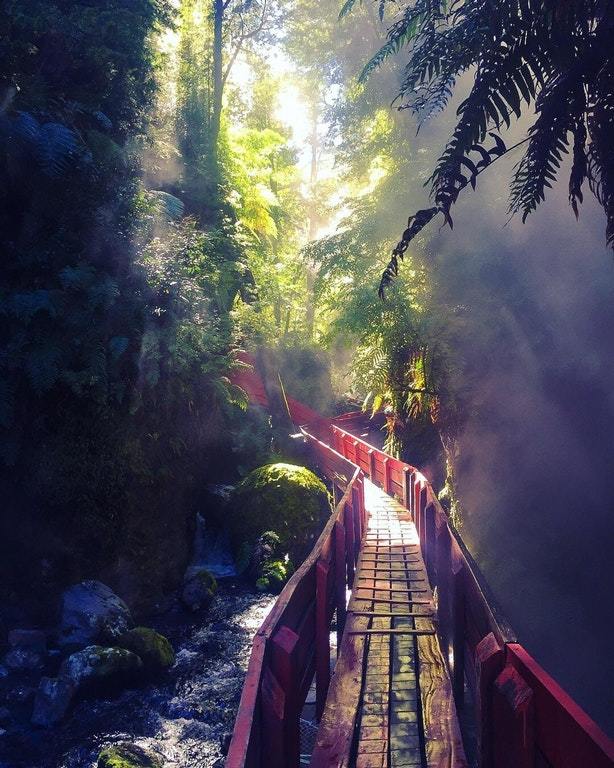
451,558 -> 466,708
475,632 -> 505,768
424,501 -> 437,583
492,663 -> 535,768
382,456 -> 391,494
334,518 -> 347,647
368,448 -> 375,481
263,625 -> 300,768
344,501 -> 355,586
351,484 -> 362,555
316,558 -> 331,721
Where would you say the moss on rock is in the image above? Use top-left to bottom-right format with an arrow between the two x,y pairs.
181,568 -> 218,612
97,743 -> 163,768
229,463 -> 330,563
117,627 -> 174,672
255,558 -> 294,594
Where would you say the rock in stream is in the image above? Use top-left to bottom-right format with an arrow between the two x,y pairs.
0,583 -> 275,768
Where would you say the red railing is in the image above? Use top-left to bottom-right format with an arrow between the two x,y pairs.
226,431 -> 366,768
228,355 -> 612,766
330,424 -> 614,768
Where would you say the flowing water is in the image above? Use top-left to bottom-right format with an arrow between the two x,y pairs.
0,584 -> 275,768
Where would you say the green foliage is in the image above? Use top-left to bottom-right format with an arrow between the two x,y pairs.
347,0 -> 614,287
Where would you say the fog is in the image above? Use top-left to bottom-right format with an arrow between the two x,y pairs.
418,133 -> 614,733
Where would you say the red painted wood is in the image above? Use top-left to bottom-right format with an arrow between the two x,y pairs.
334,518 -> 347,648
315,560 -> 331,721
475,633 -> 505,768
452,558 -> 466,708
271,625 -> 301,767
230,365 -> 613,768
492,664 -> 535,768
507,644 -> 614,768
344,502 -> 355,587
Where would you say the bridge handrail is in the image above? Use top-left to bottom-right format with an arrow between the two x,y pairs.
226,431 -> 365,768
330,423 -> 614,768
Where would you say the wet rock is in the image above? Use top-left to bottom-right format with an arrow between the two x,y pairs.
6,684 -> 35,704
58,581 -> 132,648
3,646 -> 45,671
60,645 -> 143,694
97,742 -> 163,768
220,731 -> 232,755
181,569 -> 217,612
31,677 -> 76,727
117,628 -> 174,672
8,629 -> 46,653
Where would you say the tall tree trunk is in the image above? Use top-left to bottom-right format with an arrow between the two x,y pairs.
305,102 -> 319,338
211,0 -> 224,179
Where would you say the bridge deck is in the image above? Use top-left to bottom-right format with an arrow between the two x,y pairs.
311,480 -> 467,768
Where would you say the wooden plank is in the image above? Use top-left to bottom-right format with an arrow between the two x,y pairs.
349,628 -> 436,636
309,613 -> 370,768
416,618 -> 469,768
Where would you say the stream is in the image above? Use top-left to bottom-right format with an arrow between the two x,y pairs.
0,583 -> 275,768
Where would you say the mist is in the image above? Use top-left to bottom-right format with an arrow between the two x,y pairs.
412,127 -> 614,733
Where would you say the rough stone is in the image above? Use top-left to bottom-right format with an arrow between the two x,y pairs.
3,646 -> 45,671
117,628 -> 174,672
8,629 -> 47,653
97,742 -> 163,768
31,677 -> 76,727
181,569 -> 217,612
58,581 -> 132,648
60,646 -> 143,694
6,685 -> 35,704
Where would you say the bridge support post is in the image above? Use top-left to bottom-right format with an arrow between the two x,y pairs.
424,501 -> 437,583
382,456 -> 391,494
475,632 -> 505,768
344,502 -> 355,586
368,449 -> 375,482
435,515 -> 451,656
492,664 -> 535,768
266,625 -> 301,768
452,559 -> 466,708
316,559 -> 331,721
334,519 -> 347,647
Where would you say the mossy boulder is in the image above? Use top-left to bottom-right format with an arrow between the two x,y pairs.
60,645 -> 143,695
229,463 -> 330,563
255,559 -> 294,594
181,568 -> 218,612
97,743 -> 163,768
117,628 -> 174,672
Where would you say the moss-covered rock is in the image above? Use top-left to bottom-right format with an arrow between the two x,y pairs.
229,463 -> 330,563
181,568 -> 218,612
117,628 -> 174,672
60,645 -> 143,694
97,742 -> 163,768
255,559 -> 294,594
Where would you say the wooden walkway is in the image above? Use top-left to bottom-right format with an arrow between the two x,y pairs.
311,480 -> 466,768
227,357 -> 614,768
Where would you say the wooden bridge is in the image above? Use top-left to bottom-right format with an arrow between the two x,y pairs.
227,357 -> 614,768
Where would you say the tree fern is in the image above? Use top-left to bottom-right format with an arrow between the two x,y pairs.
345,0 -> 614,291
